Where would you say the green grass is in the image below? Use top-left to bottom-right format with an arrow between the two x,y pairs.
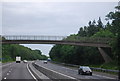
90,61 -> 118,70
90,61 -> 118,75
100,61 -> 118,70
51,61 -> 118,75
2,60 -> 15,63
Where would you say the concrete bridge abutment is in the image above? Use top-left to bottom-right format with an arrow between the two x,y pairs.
98,47 -> 112,63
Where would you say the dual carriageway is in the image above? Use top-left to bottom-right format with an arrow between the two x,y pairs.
0,35 -> 119,81
1,61 -> 118,81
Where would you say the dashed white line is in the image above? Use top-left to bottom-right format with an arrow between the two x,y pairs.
7,73 -> 9,75
27,64 -> 38,81
62,66 -> 77,71
4,77 -> 6,79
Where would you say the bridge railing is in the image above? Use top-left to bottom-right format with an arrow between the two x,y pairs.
1,35 -> 114,44
2,35 -> 66,41
64,36 -> 114,44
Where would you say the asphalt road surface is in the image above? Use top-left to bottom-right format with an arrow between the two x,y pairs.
35,61 -> 118,81
1,61 -> 118,81
2,62 -> 35,80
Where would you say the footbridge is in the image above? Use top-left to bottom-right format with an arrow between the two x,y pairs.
1,35 -> 113,47
1,35 -> 114,63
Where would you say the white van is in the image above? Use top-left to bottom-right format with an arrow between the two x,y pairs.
16,56 -> 21,63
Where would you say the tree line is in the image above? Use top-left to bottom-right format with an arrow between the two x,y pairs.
49,6 -> 120,68
2,44 -> 47,62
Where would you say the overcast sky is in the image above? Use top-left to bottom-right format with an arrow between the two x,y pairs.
2,2 -> 118,56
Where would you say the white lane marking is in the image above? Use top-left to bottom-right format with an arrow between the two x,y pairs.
36,63 -> 76,79
27,64 -> 38,81
62,67 -> 72,70
7,73 -> 9,75
29,64 -> 50,79
62,66 -> 78,71
61,66 -> 116,79
93,74 -> 115,79
9,71 -> 11,72
4,77 -> 7,79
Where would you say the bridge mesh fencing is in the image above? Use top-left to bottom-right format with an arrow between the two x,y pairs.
1,35 -> 114,44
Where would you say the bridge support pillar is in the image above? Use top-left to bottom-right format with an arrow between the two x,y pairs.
98,47 -> 112,63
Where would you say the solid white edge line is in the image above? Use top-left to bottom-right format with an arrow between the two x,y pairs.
36,63 -> 76,80
61,66 -> 116,79
62,66 -> 116,79
30,63 -> 50,79
93,74 -> 116,79
27,64 -> 38,81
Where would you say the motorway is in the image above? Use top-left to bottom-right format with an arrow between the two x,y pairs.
1,61 -> 118,81
35,61 -> 118,81
2,62 -> 35,81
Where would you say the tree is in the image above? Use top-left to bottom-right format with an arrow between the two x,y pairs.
78,27 -> 86,37
49,5 -> 119,68
87,20 -> 98,36
106,6 -> 120,35
2,44 -> 47,62
92,30 -> 114,38
106,6 -> 120,79
97,17 -> 104,29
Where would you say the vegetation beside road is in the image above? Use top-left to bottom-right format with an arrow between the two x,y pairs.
90,61 -> 118,70
49,6 -> 120,70
2,44 -> 48,63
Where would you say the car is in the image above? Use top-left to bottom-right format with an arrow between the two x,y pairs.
23,60 -> 27,63
47,58 -> 51,61
43,60 -> 47,64
78,66 -> 92,75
